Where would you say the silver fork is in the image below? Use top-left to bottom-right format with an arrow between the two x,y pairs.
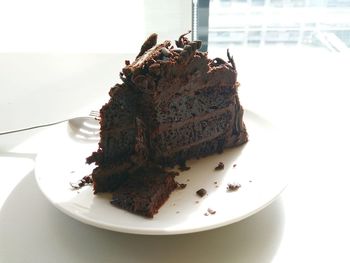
0,110 -> 100,136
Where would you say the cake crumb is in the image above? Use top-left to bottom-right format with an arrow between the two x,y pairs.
196,188 -> 207,197
70,175 -> 93,190
214,162 -> 224,171
204,212 -> 209,216
179,165 -> 191,171
176,183 -> 187,189
227,183 -> 241,192
233,164 -> 237,168
207,208 -> 216,215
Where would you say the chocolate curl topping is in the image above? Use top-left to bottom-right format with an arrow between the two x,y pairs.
210,57 -> 227,67
227,49 -> 236,70
136,33 -> 158,58
175,30 -> 192,48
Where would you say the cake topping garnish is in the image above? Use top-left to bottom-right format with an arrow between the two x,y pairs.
227,49 -> 236,70
160,47 -> 171,57
136,33 -> 158,58
175,30 -> 191,48
210,57 -> 227,67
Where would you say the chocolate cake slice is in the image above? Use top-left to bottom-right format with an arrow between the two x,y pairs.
87,32 -> 248,217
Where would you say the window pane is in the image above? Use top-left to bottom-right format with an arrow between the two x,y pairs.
205,0 -> 350,52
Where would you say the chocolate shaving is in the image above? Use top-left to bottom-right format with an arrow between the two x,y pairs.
161,47 -> 171,57
175,30 -> 191,48
227,49 -> 236,70
194,40 -> 202,49
119,72 -> 134,86
136,33 -> 158,58
210,58 -> 227,67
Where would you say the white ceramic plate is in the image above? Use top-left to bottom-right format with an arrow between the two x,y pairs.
35,110 -> 287,235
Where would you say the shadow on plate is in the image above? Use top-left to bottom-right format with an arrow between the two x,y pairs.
0,171 -> 285,263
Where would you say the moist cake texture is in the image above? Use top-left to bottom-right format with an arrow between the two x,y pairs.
86,32 -> 248,217
110,166 -> 177,218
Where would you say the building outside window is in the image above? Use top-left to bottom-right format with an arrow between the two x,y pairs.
204,0 -> 350,52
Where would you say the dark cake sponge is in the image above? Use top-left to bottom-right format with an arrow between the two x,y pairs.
110,166 -> 177,218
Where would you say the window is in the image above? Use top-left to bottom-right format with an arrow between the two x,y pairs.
196,0 -> 350,52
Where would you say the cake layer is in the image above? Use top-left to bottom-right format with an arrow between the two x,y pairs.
100,84 -> 137,130
110,166 -> 177,218
151,107 -> 233,147
92,162 -> 133,193
98,128 -> 136,164
150,108 -> 240,166
154,62 -> 237,103
154,134 -> 227,167
130,51 -> 237,105
154,85 -> 235,124
87,83 -> 138,166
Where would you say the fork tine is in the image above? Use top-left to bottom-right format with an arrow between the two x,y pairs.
89,110 -> 100,117
89,110 -> 101,121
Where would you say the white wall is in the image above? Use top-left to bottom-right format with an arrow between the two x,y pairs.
0,0 -> 192,53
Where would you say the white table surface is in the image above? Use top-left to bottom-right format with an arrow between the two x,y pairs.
1,47 -> 349,263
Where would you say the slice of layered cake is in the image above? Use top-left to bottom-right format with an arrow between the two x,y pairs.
86,32 -> 248,217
